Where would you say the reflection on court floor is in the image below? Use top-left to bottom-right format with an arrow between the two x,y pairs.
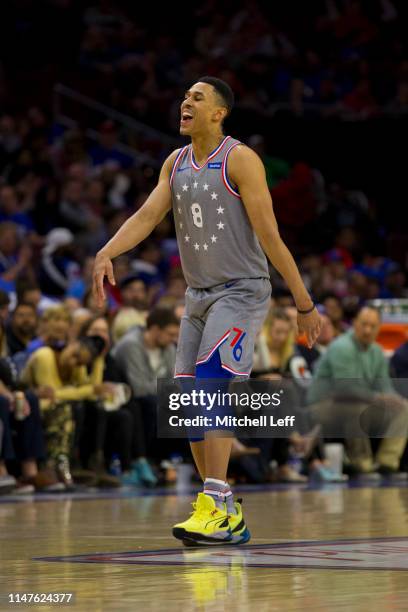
3,485 -> 408,611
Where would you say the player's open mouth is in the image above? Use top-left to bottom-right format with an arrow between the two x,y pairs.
181,112 -> 193,126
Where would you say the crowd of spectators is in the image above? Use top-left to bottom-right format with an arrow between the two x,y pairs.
1,2 -> 407,134
75,0 -> 406,126
3,275 -> 408,495
0,0 -> 408,495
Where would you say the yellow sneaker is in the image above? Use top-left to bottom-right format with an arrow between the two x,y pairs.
173,493 -> 232,544
228,498 -> 251,545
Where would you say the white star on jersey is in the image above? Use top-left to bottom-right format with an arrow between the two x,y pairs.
211,235 -> 217,243
216,206 -> 224,214
211,192 -> 218,200
184,235 -> 190,242
193,181 -> 198,189
182,184 -> 188,192
179,222 -> 183,229
176,193 -> 181,201
178,207 -> 182,214
194,243 -> 200,251
203,183 -> 209,191
217,221 -> 225,230
203,243 -> 208,251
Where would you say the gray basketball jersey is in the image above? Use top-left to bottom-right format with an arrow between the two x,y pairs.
170,135 -> 269,288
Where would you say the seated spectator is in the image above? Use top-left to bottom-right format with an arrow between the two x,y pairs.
391,339 -> 408,381
32,305 -> 71,351
16,278 -> 58,313
252,309 -> 308,483
12,305 -> 72,374
320,293 -> 348,337
131,241 -> 163,287
0,392 -> 33,494
112,308 -> 179,467
88,121 -> 133,170
0,222 -> 32,289
79,314 -> 157,486
119,274 -> 148,311
70,308 -> 93,340
66,255 -> 95,302
391,339 -> 408,470
253,308 -> 343,483
0,357 -> 63,493
21,335 -> 112,487
254,308 -> 311,383
112,307 -> 146,343
0,114 -> 22,160
39,228 -> 79,298
110,274 -> 149,340
58,178 -> 106,252
0,185 -> 34,232
380,264 -> 407,299
6,302 -> 38,356
58,179 -> 91,234
307,306 -> 408,479
0,291 -> 10,356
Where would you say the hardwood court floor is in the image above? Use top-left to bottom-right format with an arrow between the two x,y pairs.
1,483 -> 408,611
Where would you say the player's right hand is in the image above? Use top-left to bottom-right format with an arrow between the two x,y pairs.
297,307 -> 322,348
93,250 -> 116,307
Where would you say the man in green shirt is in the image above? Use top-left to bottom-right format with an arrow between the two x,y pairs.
307,306 -> 408,478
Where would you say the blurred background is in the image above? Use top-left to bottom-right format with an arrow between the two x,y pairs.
1,0 -> 407,306
0,0 -> 408,493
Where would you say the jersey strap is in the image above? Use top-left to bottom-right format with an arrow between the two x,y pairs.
222,142 -> 241,198
170,146 -> 189,186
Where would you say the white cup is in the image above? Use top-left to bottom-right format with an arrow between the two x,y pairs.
324,443 -> 344,475
176,463 -> 194,491
103,383 -> 132,411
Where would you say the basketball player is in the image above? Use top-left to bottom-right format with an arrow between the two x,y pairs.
93,77 -> 321,546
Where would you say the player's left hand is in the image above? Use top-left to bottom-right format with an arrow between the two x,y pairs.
297,308 -> 322,348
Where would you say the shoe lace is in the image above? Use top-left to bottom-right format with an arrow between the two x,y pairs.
189,501 -> 204,519
189,501 -> 221,520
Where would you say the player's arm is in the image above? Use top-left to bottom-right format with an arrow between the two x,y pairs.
93,149 -> 179,306
228,145 -> 321,348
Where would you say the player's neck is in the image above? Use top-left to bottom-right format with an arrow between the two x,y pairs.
191,131 -> 226,166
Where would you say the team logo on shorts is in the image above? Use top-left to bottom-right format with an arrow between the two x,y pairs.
230,327 -> 246,362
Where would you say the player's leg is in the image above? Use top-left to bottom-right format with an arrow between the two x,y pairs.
199,278 -> 271,545
173,279 -> 271,545
173,349 -> 233,544
204,432 -> 233,481
174,347 -> 249,546
172,302 -> 233,544
190,440 -> 205,481
196,349 -> 234,482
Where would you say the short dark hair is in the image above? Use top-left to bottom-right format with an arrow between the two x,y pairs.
77,335 -> 106,359
146,307 -> 179,330
198,76 -> 234,115
13,302 -> 37,316
79,314 -> 109,338
354,305 -> 381,321
119,274 -> 146,291
16,279 -> 40,303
